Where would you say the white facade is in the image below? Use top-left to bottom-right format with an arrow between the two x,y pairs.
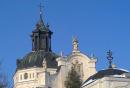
54,52 -> 97,88
82,75 -> 130,88
13,38 -> 97,88
13,38 -> 130,88
13,67 -> 57,88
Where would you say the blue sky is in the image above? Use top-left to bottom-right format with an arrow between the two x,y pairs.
0,0 -> 130,86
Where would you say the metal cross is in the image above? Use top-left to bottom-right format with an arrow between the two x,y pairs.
39,3 -> 44,15
107,50 -> 113,68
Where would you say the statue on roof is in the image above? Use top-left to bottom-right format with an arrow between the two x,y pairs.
72,36 -> 80,53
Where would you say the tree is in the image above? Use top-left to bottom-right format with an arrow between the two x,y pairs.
0,63 -> 8,88
65,67 -> 82,88
0,75 -> 7,88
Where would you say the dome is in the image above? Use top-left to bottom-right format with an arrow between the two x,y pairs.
83,68 -> 129,86
16,51 -> 59,70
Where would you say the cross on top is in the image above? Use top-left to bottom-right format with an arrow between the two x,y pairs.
39,3 -> 44,15
107,50 -> 113,68
107,50 -> 113,60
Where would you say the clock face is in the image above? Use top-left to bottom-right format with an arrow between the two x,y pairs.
24,73 -> 28,79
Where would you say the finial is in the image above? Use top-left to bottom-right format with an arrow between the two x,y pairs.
91,53 -> 96,59
60,51 -> 63,57
107,50 -> 113,68
72,36 -> 79,53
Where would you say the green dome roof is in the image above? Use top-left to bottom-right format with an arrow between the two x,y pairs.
17,51 -> 58,70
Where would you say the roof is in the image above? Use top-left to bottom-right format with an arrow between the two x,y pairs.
16,51 -> 59,70
83,68 -> 129,86
33,14 -> 52,33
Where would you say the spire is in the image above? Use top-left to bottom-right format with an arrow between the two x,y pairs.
72,36 -> 80,53
107,50 -> 113,68
35,2 -> 46,30
31,2 -> 53,52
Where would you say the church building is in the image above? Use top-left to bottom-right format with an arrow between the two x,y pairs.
13,5 -> 130,88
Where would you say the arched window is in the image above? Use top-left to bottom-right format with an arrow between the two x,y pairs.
24,73 -> 28,79
72,60 -> 83,78
33,73 -> 35,78
30,73 -> 31,79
